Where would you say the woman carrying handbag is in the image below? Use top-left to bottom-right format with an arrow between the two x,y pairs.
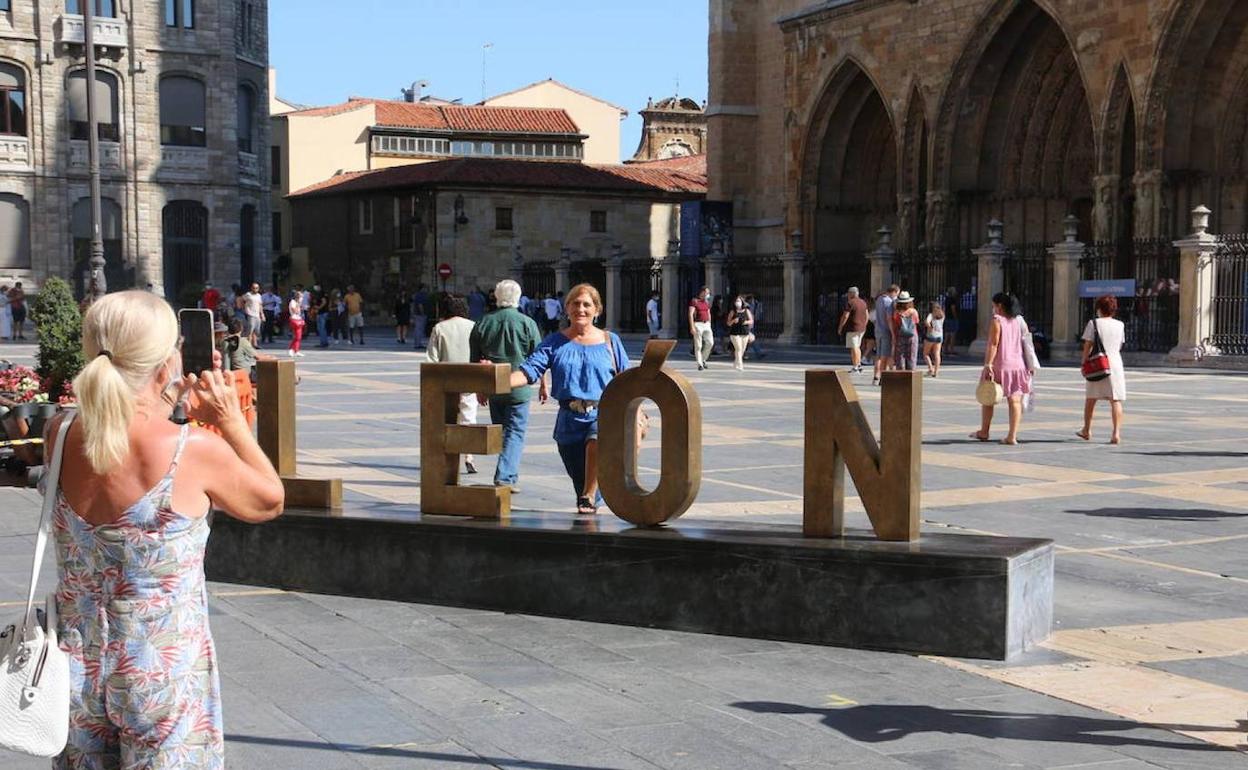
1077,295 -> 1127,444
970,293 -> 1035,445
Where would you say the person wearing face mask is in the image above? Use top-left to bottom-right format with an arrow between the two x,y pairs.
687,286 -> 714,371
42,290 -> 284,768
726,294 -> 754,371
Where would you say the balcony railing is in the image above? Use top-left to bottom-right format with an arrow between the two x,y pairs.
238,151 -> 259,183
0,136 -> 30,168
56,14 -> 128,48
158,146 -> 209,178
69,140 -> 122,171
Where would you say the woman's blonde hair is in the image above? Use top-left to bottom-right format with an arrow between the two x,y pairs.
564,283 -> 603,314
73,291 -> 179,473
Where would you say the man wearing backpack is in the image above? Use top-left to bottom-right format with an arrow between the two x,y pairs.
872,284 -> 900,385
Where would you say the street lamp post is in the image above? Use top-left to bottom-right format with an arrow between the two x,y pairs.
83,0 -> 107,301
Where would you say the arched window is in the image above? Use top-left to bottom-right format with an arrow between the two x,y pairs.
159,76 -> 206,147
71,197 -> 128,295
236,83 -> 255,154
0,62 -> 25,137
240,204 -> 256,284
68,70 -> 120,142
162,201 -> 208,302
67,0 -> 116,17
0,193 -> 30,268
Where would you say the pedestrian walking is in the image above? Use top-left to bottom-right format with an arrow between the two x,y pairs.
506,283 -> 629,516
1076,295 -> 1127,444
345,284 -> 365,345
837,286 -> 869,373
745,294 -> 766,359
646,290 -> 661,338
924,301 -> 945,377
411,283 -> 430,349
726,294 -> 753,371
891,291 -> 921,371
394,288 -> 411,344
0,283 -> 11,341
45,290 -> 283,769
330,288 -> 345,343
470,279 -> 544,493
543,293 -> 562,334
261,284 -> 281,344
688,286 -> 714,370
427,295 -> 480,475
467,287 -> 487,321
872,284 -> 899,385
971,292 -> 1034,445
200,282 -> 220,317
241,282 -> 264,347
9,282 -> 26,340
287,289 -> 306,357
942,287 -> 960,356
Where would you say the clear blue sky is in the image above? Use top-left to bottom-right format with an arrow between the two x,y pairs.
269,1 -> 709,162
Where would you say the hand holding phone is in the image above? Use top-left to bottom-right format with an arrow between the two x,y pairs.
178,309 -> 215,376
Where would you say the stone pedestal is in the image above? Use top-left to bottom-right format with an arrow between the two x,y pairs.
659,256 -> 679,339
969,222 -> 1007,357
206,505 -> 1054,661
776,250 -> 807,344
1169,206 -> 1221,364
1048,217 -> 1085,360
604,250 -> 622,329
704,253 -> 726,299
868,225 -> 895,298
555,248 -> 571,295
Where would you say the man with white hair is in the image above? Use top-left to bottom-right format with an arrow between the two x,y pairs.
470,279 -> 545,493
837,286 -> 869,373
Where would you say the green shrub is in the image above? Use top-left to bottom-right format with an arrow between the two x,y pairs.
32,276 -> 84,400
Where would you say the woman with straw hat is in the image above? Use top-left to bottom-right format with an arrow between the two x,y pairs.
890,291 -> 921,372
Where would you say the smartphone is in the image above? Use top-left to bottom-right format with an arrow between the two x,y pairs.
178,308 -> 215,376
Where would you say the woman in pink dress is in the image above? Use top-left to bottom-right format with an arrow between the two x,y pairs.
971,292 -> 1034,445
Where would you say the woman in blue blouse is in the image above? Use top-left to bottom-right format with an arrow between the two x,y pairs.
509,283 -> 629,515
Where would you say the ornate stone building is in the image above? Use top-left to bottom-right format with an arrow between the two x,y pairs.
630,96 -> 707,162
0,0 -> 270,303
710,0 -> 1248,255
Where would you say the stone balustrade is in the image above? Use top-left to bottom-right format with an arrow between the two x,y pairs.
0,136 -> 29,169
56,14 -> 128,48
158,146 -> 209,179
68,140 -> 122,172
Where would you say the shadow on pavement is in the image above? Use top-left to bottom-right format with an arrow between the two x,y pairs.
226,734 -> 630,769
1126,451 -> 1248,458
1065,507 -> 1248,521
730,702 -> 1239,752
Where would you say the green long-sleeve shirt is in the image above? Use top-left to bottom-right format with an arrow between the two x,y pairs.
470,307 -> 543,404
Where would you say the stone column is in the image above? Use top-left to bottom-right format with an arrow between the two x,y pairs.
659,238 -> 680,339
555,247 -> 572,295
1133,169 -> 1165,239
703,239 -> 727,299
925,190 -> 951,248
604,244 -> 623,329
969,219 -> 1007,357
510,238 -> 525,283
777,230 -> 807,345
1047,215 -> 1085,360
868,226 -> 895,297
1168,205 -> 1221,364
1092,174 -> 1118,242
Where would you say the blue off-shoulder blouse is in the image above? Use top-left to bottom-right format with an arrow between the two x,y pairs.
518,331 -> 630,402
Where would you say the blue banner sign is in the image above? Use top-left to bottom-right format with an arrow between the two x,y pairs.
1078,279 -> 1136,298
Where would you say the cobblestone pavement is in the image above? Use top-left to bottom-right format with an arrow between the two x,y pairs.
2,336 -> 1247,768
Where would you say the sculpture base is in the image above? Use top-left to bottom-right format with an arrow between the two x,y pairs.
205,505 -> 1053,660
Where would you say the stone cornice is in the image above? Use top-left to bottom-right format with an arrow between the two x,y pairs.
778,0 -> 895,31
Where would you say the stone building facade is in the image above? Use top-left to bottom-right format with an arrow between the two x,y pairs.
711,0 -> 1248,254
630,96 -> 707,162
0,0 -> 270,303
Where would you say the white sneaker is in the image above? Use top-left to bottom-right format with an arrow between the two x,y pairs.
287,349 -> 295,358
295,352 -> 305,357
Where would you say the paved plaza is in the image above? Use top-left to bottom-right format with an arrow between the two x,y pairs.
3,336 -> 1248,768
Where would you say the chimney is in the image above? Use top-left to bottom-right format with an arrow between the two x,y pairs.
401,80 -> 430,103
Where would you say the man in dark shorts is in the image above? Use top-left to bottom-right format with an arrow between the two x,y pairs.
837,286 -> 869,373
8,283 -> 26,340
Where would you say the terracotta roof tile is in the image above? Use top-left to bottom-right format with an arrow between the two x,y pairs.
289,157 -> 706,199
281,98 -> 581,136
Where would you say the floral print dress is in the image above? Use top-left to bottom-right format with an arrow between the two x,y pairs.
50,424 -> 223,769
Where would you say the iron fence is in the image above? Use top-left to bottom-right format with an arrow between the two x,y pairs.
723,254 -> 785,338
1211,232 -> 1248,356
1003,242 -> 1053,336
675,259 -> 704,338
805,251 -> 871,344
520,260 -> 555,301
1079,239 -> 1179,353
618,257 -> 662,333
891,247 -> 978,345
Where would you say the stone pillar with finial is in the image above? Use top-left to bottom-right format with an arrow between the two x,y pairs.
777,230 -> 808,344
969,219 -> 1007,357
555,247 -> 572,295
868,226 -> 895,298
1168,205 -> 1221,364
1047,215 -> 1085,361
704,238 -> 727,300
605,243 -> 624,329
659,238 -> 680,339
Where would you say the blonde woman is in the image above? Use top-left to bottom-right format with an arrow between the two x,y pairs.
44,291 -> 284,768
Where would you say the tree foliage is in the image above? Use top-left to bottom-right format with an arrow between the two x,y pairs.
32,277 -> 84,400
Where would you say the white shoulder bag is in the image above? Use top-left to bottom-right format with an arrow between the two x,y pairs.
0,411 -> 74,757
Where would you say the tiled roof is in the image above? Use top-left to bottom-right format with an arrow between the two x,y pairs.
625,154 -> 707,173
482,78 -> 629,114
289,157 -> 706,199
282,97 -> 580,135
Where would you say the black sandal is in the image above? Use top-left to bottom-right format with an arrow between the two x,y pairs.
576,496 -> 598,516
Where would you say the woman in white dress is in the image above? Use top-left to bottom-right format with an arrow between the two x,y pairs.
0,284 -> 11,341
1077,295 -> 1126,444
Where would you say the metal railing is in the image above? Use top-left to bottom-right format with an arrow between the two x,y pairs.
804,251 -> 870,344
1079,239 -> 1179,353
723,254 -> 785,338
891,247 -> 978,345
520,260 -> 555,301
618,258 -> 661,333
1211,233 -> 1248,356
1003,242 -> 1053,336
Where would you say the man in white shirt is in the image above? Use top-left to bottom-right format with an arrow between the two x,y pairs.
543,293 -> 561,334
645,291 -> 661,338
242,282 -> 264,347
261,285 -> 282,344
